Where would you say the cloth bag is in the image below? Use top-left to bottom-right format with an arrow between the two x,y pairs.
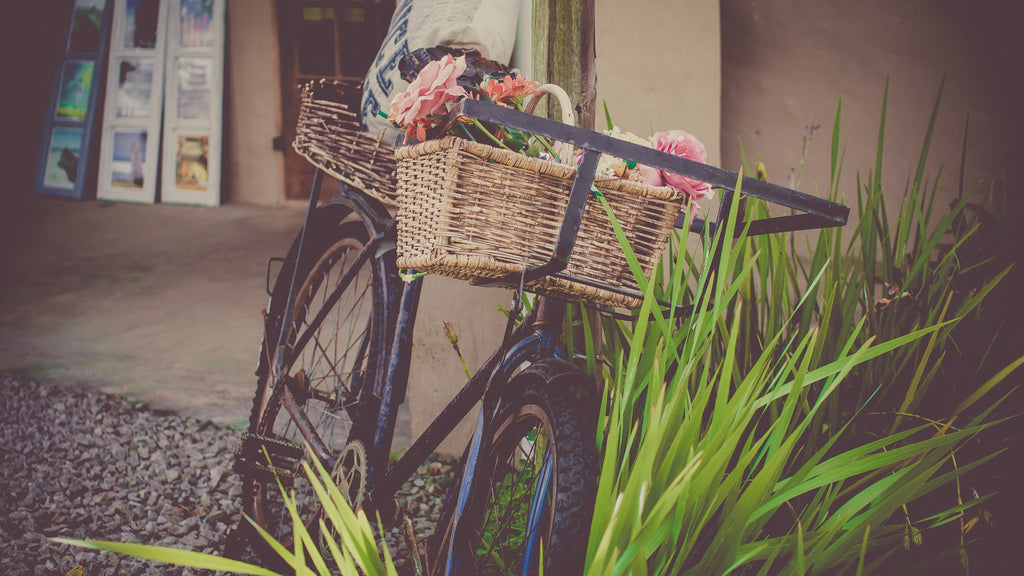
361,0 -> 521,142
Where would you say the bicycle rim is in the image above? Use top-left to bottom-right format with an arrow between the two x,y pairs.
252,226 -> 376,545
434,362 -> 598,576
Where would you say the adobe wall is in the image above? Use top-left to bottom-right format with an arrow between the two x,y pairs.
224,0 -> 285,205
720,0 -> 1020,221
595,0 -> 722,165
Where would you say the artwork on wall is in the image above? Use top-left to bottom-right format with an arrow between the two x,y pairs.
175,133 -> 209,191
68,0 -> 106,53
161,0 -> 223,205
97,0 -> 167,203
42,127 -> 85,190
40,0 -> 222,205
174,57 -> 211,120
110,129 -> 148,189
179,0 -> 214,48
56,60 -> 95,120
115,58 -> 155,118
122,0 -> 161,49
36,0 -> 112,199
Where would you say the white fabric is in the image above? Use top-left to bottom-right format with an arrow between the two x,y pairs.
361,0 -> 521,141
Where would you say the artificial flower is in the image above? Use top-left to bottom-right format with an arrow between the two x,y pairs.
478,75 -> 540,108
388,54 -> 469,138
650,130 -> 713,200
577,128 -> 654,181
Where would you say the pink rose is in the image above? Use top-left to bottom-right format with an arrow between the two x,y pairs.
638,164 -> 663,187
388,55 -> 469,128
650,130 -> 713,200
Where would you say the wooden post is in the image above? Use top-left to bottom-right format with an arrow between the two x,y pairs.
532,0 -> 603,364
532,0 -> 596,130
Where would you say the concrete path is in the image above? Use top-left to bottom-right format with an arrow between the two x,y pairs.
0,197 -> 306,427
0,195 -> 510,455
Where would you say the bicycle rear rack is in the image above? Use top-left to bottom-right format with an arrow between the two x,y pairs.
450,98 -> 850,309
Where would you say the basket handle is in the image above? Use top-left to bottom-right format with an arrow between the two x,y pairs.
524,84 -> 575,165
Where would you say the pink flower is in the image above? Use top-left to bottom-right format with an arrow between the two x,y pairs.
650,130 -> 713,200
638,164 -> 663,187
388,55 -> 469,129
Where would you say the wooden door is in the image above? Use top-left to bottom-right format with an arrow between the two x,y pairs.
276,0 -> 395,200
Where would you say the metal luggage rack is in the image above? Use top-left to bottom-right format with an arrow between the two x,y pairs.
449,98 -> 850,311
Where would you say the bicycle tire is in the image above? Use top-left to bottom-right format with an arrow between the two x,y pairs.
430,359 -> 599,576
240,196 -> 388,560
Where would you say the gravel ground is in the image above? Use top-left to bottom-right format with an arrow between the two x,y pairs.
1,372 -> 451,576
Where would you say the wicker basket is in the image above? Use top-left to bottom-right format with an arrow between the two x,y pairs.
292,78 -> 398,206
394,130 -> 685,308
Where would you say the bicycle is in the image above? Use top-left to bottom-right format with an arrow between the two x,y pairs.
228,86 -> 850,575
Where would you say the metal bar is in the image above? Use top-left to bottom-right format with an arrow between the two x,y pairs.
369,277 -> 424,486
445,405 -> 487,575
741,213 -> 845,236
273,168 -> 326,381
279,376 -> 334,469
702,187 -> 735,293
675,212 -> 845,237
454,98 -> 849,226
522,149 -> 601,282
373,321 -> 545,501
373,346 -> 501,500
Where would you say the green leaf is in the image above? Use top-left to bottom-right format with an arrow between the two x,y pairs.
51,538 -> 283,576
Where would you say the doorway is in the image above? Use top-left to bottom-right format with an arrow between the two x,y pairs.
276,0 -> 395,200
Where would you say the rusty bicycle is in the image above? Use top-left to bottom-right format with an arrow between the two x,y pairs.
228,83 -> 849,575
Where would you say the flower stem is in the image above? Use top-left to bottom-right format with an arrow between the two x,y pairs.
469,119 -> 514,152
534,135 -> 562,163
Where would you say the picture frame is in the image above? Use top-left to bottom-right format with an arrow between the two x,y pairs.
179,0 -> 214,48
67,0 -> 106,54
98,0 -> 167,203
122,0 -> 162,50
55,60 -> 95,121
42,127 -> 85,190
109,128 -> 148,189
35,0 -> 112,200
114,57 -> 155,118
161,0 -> 223,206
174,56 -> 211,120
174,133 -> 209,191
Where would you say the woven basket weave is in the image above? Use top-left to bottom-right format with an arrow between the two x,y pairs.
394,136 -> 685,309
292,78 -> 398,206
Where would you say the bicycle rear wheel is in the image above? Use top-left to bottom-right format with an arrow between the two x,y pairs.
239,197 -> 390,557
431,359 -> 599,576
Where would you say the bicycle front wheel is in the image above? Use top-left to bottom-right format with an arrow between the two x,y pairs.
432,359 -> 599,576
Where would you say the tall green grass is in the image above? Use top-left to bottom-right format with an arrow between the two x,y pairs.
582,79 -> 1018,574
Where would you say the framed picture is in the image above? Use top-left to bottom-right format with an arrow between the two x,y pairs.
67,0 -> 106,53
42,127 -> 84,190
110,129 -> 148,189
175,56 -> 211,120
175,134 -> 209,191
123,0 -> 161,49
36,0 -> 112,199
179,0 -> 214,48
99,0 -> 166,203
56,60 -> 95,121
115,58 -> 155,118
162,0 -> 223,205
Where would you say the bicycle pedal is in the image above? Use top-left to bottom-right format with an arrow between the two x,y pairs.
233,432 -> 304,485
